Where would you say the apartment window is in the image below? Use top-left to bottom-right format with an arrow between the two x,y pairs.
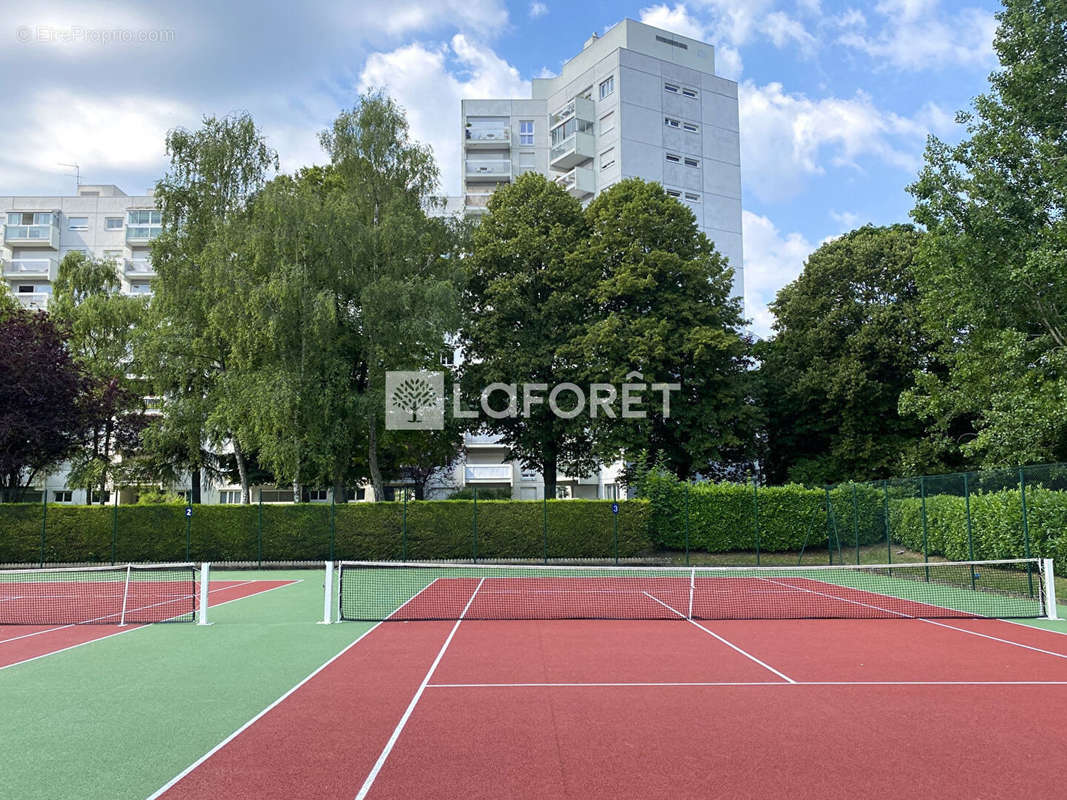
599,111 -> 615,136
656,34 -> 689,50
105,217 -> 123,230
53,490 -> 73,503
130,282 -> 152,294
519,120 -> 534,145
8,212 -> 53,226
682,122 -> 700,133
684,157 -> 700,168
682,87 -> 698,98
599,75 -> 615,100
306,489 -> 328,502
664,83 -> 679,93
665,117 -> 681,128
88,490 -> 111,504
440,351 -> 453,367
685,192 -> 701,203
219,490 -> 240,504
67,217 -> 89,230
665,189 -> 682,198
579,86 -> 593,101
665,153 -> 681,163
599,147 -> 616,170
17,285 -> 34,293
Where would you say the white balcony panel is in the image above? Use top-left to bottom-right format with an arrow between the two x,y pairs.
15,292 -> 50,310
465,464 -> 513,483
4,224 -> 60,249
465,127 -> 512,148
125,259 -> 156,277
464,193 -> 494,214
554,166 -> 595,198
549,96 -> 595,128
465,432 -> 507,447
549,132 -> 595,171
466,160 -> 512,182
126,226 -> 161,243
4,257 -> 58,281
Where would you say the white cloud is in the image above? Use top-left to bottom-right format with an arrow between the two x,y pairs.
839,3 -> 996,70
829,209 -> 862,230
529,1 -> 548,18
739,81 -> 952,203
358,35 -> 529,195
761,11 -> 816,55
638,4 -> 709,41
742,210 -> 817,337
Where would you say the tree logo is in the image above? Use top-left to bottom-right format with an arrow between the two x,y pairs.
385,371 -> 445,430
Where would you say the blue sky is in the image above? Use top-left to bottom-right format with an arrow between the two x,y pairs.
0,0 -> 1002,335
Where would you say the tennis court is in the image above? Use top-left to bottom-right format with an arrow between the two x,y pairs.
142,559 -> 1067,800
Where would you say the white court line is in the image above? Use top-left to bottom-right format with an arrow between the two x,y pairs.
759,577 -> 1067,661
354,577 -> 486,800
0,580 -> 300,673
641,591 -> 796,684
0,579 -> 256,644
148,576 -> 443,799
426,680 -> 1067,688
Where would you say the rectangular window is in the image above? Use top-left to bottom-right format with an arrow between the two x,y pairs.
599,148 -> 616,170
128,209 -> 161,225
219,490 -> 240,504
682,122 -> 699,133
665,117 -> 681,128
665,189 -> 682,198
682,87 -> 698,98
307,489 -> 328,502
599,76 -> 614,100
599,111 -> 615,136
88,490 -> 111,504
17,285 -> 34,293
685,192 -> 701,202
67,217 -> 88,230
130,283 -> 152,295
105,217 -> 123,230
656,34 -> 689,50
9,212 -> 53,225
53,490 -> 72,503
664,83 -> 679,93
665,153 -> 681,163
440,351 -> 453,367
519,120 -> 534,145
684,157 -> 700,168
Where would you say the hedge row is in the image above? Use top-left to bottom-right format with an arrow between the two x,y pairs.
640,472 -> 886,553
0,500 -> 653,565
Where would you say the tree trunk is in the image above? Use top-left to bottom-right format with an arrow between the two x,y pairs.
333,477 -> 346,504
368,411 -> 385,502
543,448 -> 558,501
190,468 -> 202,505
234,439 -> 250,504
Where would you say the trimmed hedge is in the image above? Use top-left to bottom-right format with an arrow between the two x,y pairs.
0,499 -> 653,565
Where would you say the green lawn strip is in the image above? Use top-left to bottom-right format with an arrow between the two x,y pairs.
1,569 -> 370,800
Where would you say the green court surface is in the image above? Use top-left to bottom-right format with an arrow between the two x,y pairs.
2,566 -> 1066,800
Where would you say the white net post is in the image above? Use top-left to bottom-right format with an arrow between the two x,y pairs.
1043,559 -> 1059,621
197,563 -> 212,626
319,561 -> 334,624
687,568 -> 695,620
119,564 -> 132,626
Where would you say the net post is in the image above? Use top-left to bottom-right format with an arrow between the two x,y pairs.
119,564 -> 132,626
687,567 -> 695,619
198,563 -> 212,625
319,561 -> 333,624
1042,559 -> 1059,620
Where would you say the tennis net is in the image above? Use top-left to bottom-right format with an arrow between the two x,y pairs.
0,563 -> 202,625
336,558 -> 1058,622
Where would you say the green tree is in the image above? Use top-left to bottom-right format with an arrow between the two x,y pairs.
461,172 -> 596,499
906,0 -> 1067,466
572,178 -> 754,480
50,251 -> 148,502
758,225 -> 936,484
143,112 -> 278,503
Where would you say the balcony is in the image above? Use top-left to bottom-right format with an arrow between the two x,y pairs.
15,292 -> 50,310
465,432 -> 506,447
465,159 -> 512,182
4,257 -> 58,281
4,222 -> 59,249
549,132 -> 595,170
554,166 -> 595,198
464,464 -> 513,483
549,96 -> 594,129
126,226 -> 161,244
464,193 -> 493,215
125,258 -> 156,277
465,126 -> 511,149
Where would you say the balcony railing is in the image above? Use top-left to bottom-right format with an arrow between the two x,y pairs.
549,96 -> 594,128
465,432 -> 506,446
553,166 -> 595,198
465,126 -> 511,147
15,293 -> 50,310
465,159 -> 511,181
126,226 -> 161,243
125,259 -> 156,276
4,223 -> 60,249
4,257 -> 58,280
549,132 -> 595,170
464,464 -> 513,483
464,193 -> 493,214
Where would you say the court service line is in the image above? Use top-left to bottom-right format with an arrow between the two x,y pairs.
427,680 -> 1067,688
354,577 -> 486,800
641,591 -> 796,683
0,580 -> 299,674
760,577 -> 1067,661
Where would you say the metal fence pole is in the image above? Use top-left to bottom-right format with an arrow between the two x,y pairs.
684,481 -> 690,567
1019,467 -> 1034,597
39,484 -> 47,567
542,494 -> 548,564
111,490 -> 119,565
883,480 -> 891,565
613,506 -> 619,566
920,476 -> 930,582
257,492 -> 263,568
185,503 -> 192,561
752,472 -> 761,567
964,472 -> 975,590
330,491 -> 336,562
472,487 -> 478,563
401,490 -> 407,561
851,484 -> 860,565
825,487 -> 833,565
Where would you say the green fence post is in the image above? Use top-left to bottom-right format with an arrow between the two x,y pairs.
919,476 -> 930,582
542,494 -> 548,564
472,487 -> 478,563
111,489 -> 119,565
1019,467 -> 1034,597
851,484 -> 860,565
752,472 -> 761,567
825,487 -> 833,565
39,485 -> 47,567
684,481 -> 690,567
964,472 -> 975,591
402,490 -> 408,561
883,480 -> 891,565
613,505 -> 619,566
185,504 -> 192,561
257,492 -> 263,568
330,491 -> 336,562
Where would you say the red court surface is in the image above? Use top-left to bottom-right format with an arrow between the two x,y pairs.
0,579 -> 296,670
154,610 -> 1067,799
